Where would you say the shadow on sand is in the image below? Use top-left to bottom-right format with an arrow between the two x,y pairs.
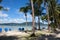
0,35 -> 60,40
37,34 -> 60,40
0,36 -> 18,40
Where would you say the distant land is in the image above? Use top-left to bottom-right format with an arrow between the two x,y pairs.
0,22 -> 47,26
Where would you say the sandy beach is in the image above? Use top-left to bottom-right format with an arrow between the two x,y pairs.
0,30 -> 59,37
0,30 -> 60,40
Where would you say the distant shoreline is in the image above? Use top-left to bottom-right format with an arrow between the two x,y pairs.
0,22 -> 47,26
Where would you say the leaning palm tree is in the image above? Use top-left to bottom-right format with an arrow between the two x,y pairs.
20,6 -> 28,32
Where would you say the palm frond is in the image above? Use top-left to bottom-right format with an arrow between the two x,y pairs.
0,6 -> 3,10
0,0 -> 2,3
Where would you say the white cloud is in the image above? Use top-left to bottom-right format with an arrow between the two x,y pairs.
0,18 -> 25,23
10,18 -> 25,23
4,7 -> 10,11
0,11 -> 8,17
27,15 -> 32,18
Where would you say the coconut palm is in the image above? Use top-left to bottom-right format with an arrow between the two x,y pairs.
26,0 -> 43,30
35,0 -> 43,30
48,0 -> 59,30
20,6 -> 29,32
30,0 -> 43,30
56,4 -> 60,29
28,0 -> 43,30
42,0 -> 50,30
43,0 -> 60,31
30,0 -> 35,34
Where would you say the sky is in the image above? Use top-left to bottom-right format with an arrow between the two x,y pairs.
0,0 -> 50,24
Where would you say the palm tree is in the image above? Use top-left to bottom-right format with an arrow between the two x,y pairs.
31,0 -> 35,34
36,0 -> 43,30
26,0 -> 43,30
20,6 -> 28,32
43,0 -> 60,31
55,4 -> 60,29
48,0 -> 59,30
43,0 -> 50,30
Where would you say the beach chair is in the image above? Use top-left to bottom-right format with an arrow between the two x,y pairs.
9,28 -> 11,31
21,28 -> 24,31
0,28 -> 2,33
18,28 -> 21,31
4,28 -> 8,32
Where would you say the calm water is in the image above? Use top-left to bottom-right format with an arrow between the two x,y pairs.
0,25 -> 48,31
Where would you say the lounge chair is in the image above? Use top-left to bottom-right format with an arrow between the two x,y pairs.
18,28 -> 21,31
0,28 -> 2,32
9,28 -> 11,31
21,28 -> 24,31
4,28 -> 8,32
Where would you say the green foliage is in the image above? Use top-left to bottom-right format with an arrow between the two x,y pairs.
20,6 -> 29,16
50,22 -> 56,28
0,0 -> 2,3
19,0 -> 60,30
20,6 -> 28,13
41,15 -> 48,20
0,6 -> 3,10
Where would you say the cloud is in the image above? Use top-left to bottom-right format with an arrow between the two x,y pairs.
4,7 -> 10,11
0,11 -> 8,17
10,18 -> 25,23
27,14 -> 32,18
0,18 -> 25,23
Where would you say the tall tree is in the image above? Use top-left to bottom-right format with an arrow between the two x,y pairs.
20,6 -> 28,32
36,0 -> 43,30
43,0 -> 60,31
31,0 -> 35,34
26,0 -> 43,30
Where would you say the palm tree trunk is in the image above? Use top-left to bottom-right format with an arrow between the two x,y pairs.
46,5 -> 50,30
31,0 -> 35,33
38,16 -> 40,30
25,14 -> 28,31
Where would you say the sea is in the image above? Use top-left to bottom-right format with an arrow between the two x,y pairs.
0,25 -> 48,31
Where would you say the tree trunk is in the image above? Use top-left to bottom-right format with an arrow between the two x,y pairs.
25,14 -> 28,31
31,0 -> 35,33
38,16 -> 40,30
46,4 -> 50,30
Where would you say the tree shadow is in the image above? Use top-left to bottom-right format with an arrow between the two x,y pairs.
0,36 -> 18,40
37,34 -> 60,40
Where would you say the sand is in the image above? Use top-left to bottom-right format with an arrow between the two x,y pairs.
55,34 -> 60,38
0,31 -> 30,37
0,30 -> 59,38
